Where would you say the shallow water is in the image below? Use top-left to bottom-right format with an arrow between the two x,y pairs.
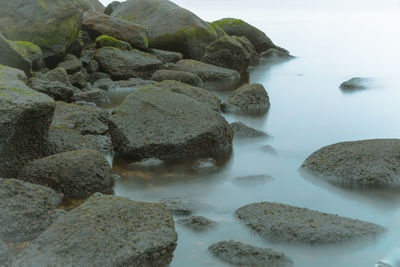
102,0 -> 400,266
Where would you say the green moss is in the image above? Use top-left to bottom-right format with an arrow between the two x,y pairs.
211,18 -> 246,28
95,35 -> 132,51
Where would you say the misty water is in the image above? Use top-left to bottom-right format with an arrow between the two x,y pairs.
103,0 -> 400,266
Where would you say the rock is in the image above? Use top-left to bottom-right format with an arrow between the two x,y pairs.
8,40 -> 43,70
69,30 -> 93,58
0,33 -> 32,76
376,261 -> 393,267
43,67 -> 73,87
84,134 -> 114,156
260,48 -> 293,63
230,122 -> 267,137
95,47 -> 163,80
87,59 -> 99,73
301,139 -> 400,188
29,78 -> 77,102
160,196 -> 201,216
233,175 -> 273,187
88,72 -> 111,83
51,101 -> 109,135
128,158 -> 165,169
82,11 -> 148,50
0,65 -> 55,177
208,240 -> 293,267
150,49 -> 183,64
153,80 -> 221,111
340,77 -> 371,91
260,145 -> 278,155
223,83 -> 270,113
235,202 -> 386,244
112,0 -> 218,59
75,88 -> 111,106
11,194 -> 177,267
177,216 -> 216,231
57,54 -> 83,74
95,34 -> 132,50
69,70 -> 89,89
104,1 -> 121,15
93,77 -> 155,91
151,70 -> 203,87
80,47 -> 96,65
0,239 -> 8,265
108,86 -> 232,159
191,158 -> 218,173
18,149 -> 114,198
0,178 -> 59,242
47,126 -> 97,155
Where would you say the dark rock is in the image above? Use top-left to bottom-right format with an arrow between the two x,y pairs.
29,78 -> 77,102
95,47 -> 162,80
84,134 -> 114,156
0,239 -> 8,265
160,196 -> 201,216
0,33 -> 32,76
87,59 -> 99,73
95,34 -> 132,50
104,1 -> 121,15
233,175 -> 273,187
260,48 -> 293,63
0,178 -> 59,242
235,202 -> 386,244
80,48 -> 96,65
0,65 -> 55,177
18,149 -> 114,198
260,145 -> 278,155
209,240 -> 293,267
47,126 -> 97,155
151,69 -> 203,87
69,70 -> 89,89
57,54 -> 83,74
223,83 -> 270,113
88,72 -> 111,83
108,86 -> 232,159
75,88 -> 111,106
8,40 -> 43,71
230,122 -> 267,137
11,194 -> 177,267
150,49 -> 183,64
177,216 -> 216,231
43,67 -> 73,87
340,77 -> 371,91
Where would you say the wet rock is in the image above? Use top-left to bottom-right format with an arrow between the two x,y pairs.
340,77 -> 371,90
57,54 -> 83,74
301,139 -> 400,188
0,178 -> 59,242
84,134 -> 114,156
43,67 -> 73,87
161,196 -> 201,216
29,78 -> 77,102
11,194 -> 177,267
0,33 -> 32,76
192,158 -> 218,173
95,34 -> 132,50
260,48 -> 293,63
209,240 -> 293,267
150,49 -> 183,64
235,202 -> 386,244
233,175 -> 274,187
95,47 -> 163,80
75,88 -> 111,106
104,1 -> 121,15
151,69 -> 203,87
108,86 -> 232,159
223,83 -> 270,113
0,239 -> 8,265
153,80 -> 221,111
128,158 -> 165,169
0,65 -> 55,177
8,40 -> 43,71
230,122 -> 267,137
177,216 -> 217,231
47,126 -> 97,155
18,149 -> 114,198
112,0 -> 218,59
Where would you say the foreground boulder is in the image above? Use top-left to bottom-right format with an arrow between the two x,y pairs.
0,65 -> 55,177
209,240 -> 293,267
11,194 -> 177,267
18,149 -> 114,198
301,139 -> 400,188
151,70 -> 203,87
0,33 -> 32,76
112,0 -> 218,59
0,178 -> 60,242
223,83 -> 270,113
109,86 -> 232,159
235,202 -> 385,244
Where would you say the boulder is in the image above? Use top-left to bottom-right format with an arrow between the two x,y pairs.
260,48 -> 293,63
82,10 -> 148,50
301,139 -> 400,188
84,135 -> 114,157
112,0 -> 218,59
57,54 -> 83,74
0,33 -> 32,76
89,72 -> 111,83
43,67 -> 73,87
69,70 -> 89,89
0,178 -> 60,242
108,86 -> 232,159
0,239 -> 8,265
11,194 -> 177,267
104,1 -> 121,15
208,240 -> 293,267
340,77 -> 371,91
18,149 -> 114,198
223,83 -> 270,113
47,126 -> 97,155
95,47 -> 163,80
230,122 -> 267,137
150,49 -> 183,64
75,88 -> 111,106
235,202 -> 386,244
29,78 -> 77,102
177,216 -> 217,231
8,40 -> 43,70
0,65 -> 55,177
95,35 -> 132,50
151,70 -> 203,87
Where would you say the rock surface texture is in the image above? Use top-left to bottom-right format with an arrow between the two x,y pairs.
177,216 -> 217,231
223,83 -> 270,112
151,69 -> 203,87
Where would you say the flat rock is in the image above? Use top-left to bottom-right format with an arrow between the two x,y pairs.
177,216 -> 217,231
0,178 -> 59,242
18,149 -> 114,198
301,139 -> 400,188
235,202 -> 386,244
230,122 -> 267,137
150,49 -> 183,64
11,194 -> 177,267
209,240 -> 293,267
223,83 -> 270,113
0,239 -> 8,265
151,69 -> 203,87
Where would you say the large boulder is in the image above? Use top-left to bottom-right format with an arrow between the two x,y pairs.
108,86 -> 232,159
235,202 -> 386,244
0,65 -> 55,178
82,10 -> 148,50
11,194 -> 177,267
112,0 -> 218,59
94,47 -> 163,80
0,178 -> 60,242
223,83 -> 270,113
301,139 -> 400,188
18,149 -> 114,198
0,34 -> 32,76
151,69 -> 203,87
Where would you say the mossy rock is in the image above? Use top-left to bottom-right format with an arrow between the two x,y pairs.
0,34 -> 32,76
95,35 -> 132,50
9,40 -> 43,70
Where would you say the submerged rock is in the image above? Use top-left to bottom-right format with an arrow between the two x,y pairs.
235,202 -> 386,244
11,195 -> 177,267
233,175 -> 274,187
209,240 -> 293,267
0,239 -> 8,265
160,196 -> 202,216
150,49 -> 183,64
151,69 -> 203,87
230,122 -> 267,137
128,158 -> 165,169
260,145 -> 278,156
223,83 -> 270,113
177,216 -> 217,232
340,77 -> 371,91
301,139 -> 400,188
191,158 -> 218,173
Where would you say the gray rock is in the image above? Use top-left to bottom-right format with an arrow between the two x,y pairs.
160,196 -> 201,216
0,33 -> 32,76
301,139 -> 400,188
108,86 -> 232,159
192,158 -> 218,173
177,216 -> 216,231
0,178 -> 59,242
29,78 -> 77,102
88,72 -> 111,83
75,88 -> 111,106
260,48 -> 293,63
235,202 -> 386,244
95,47 -> 163,80
151,69 -> 203,87
104,1 -> 121,15
43,67 -> 73,87
47,126 -> 97,155
153,80 -> 221,112
340,77 -> 371,91
233,175 -> 273,187
87,59 -> 99,73
11,195 -> 177,267
18,149 -> 114,198
95,34 -> 133,51
8,40 -> 43,71
208,240 -> 293,267
84,134 -> 114,156
230,122 -> 267,137
150,49 -> 183,64
57,54 -> 83,74
0,239 -> 8,265
69,70 -> 89,89
223,83 -> 270,113
0,65 -> 55,177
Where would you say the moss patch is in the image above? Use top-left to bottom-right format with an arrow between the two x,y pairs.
95,35 -> 132,51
